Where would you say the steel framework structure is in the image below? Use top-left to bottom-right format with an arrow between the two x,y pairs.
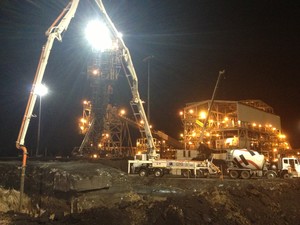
181,99 -> 291,157
77,50 -> 133,157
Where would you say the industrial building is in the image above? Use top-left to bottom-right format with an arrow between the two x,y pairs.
180,99 -> 291,159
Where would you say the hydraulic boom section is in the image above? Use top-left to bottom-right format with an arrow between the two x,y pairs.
15,0 -> 79,211
16,0 -> 158,210
16,0 -> 79,151
94,0 -> 158,159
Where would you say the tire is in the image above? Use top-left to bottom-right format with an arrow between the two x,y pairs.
265,171 -> 277,179
154,168 -> 163,177
139,168 -> 148,177
240,170 -> 250,179
196,170 -> 205,178
229,170 -> 239,179
182,169 -> 191,178
283,172 -> 292,179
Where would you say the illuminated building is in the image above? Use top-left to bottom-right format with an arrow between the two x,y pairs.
180,99 -> 291,158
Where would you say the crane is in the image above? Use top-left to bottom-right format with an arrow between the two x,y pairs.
198,70 -> 225,144
16,0 -> 157,211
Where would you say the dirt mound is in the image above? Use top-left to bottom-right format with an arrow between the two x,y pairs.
1,160 -> 300,225
0,187 -> 32,213
1,179 -> 300,225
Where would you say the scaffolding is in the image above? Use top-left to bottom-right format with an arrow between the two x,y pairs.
181,99 -> 291,158
76,50 -> 133,157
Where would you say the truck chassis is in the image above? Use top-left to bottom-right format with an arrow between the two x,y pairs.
128,158 -> 221,178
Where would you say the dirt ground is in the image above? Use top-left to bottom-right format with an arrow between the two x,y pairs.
1,160 -> 300,225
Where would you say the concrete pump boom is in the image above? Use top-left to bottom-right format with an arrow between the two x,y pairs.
16,0 -> 79,211
16,0 -> 157,211
16,0 -> 79,151
94,0 -> 158,158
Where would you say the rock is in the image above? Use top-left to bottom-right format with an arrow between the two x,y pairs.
202,213 -> 212,223
246,188 -> 260,197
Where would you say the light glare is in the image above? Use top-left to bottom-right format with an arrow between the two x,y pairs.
85,20 -> 113,51
34,84 -> 48,97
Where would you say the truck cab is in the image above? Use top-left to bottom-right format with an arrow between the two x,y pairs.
280,158 -> 300,178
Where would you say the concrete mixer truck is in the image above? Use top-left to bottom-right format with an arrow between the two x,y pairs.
226,149 -> 300,179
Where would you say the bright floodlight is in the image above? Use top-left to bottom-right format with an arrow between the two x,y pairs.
85,20 -> 113,51
34,84 -> 48,97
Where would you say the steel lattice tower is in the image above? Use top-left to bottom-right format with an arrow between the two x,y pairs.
77,50 -> 133,157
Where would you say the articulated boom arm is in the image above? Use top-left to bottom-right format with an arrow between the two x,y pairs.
16,0 -> 157,158
95,1 -> 158,158
16,0 -> 79,150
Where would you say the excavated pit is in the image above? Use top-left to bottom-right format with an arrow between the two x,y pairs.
0,159 -> 300,225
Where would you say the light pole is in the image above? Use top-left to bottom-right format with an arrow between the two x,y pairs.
143,55 -> 154,123
34,84 -> 48,157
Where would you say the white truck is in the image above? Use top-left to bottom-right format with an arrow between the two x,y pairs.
226,149 -> 300,179
128,153 -> 221,177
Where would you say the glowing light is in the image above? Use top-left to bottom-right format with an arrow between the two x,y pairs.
34,84 -> 48,97
279,134 -> 286,139
85,20 -> 113,51
189,109 -> 194,114
119,109 -> 126,115
92,69 -> 100,75
179,111 -> 183,116
199,111 -> 207,119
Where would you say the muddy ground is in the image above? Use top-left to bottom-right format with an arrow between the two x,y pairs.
0,159 -> 300,225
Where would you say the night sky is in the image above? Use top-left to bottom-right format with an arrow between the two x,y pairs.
0,0 -> 299,156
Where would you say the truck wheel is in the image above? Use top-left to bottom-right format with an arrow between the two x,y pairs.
139,168 -> 148,177
154,168 -> 163,177
196,170 -> 205,178
182,169 -> 191,178
283,172 -> 292,179
240,170 -> 250,179
265,171 -> 276,179
229,170 -> 239,179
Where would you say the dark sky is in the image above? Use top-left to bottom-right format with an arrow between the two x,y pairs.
0,0 -> 299,156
